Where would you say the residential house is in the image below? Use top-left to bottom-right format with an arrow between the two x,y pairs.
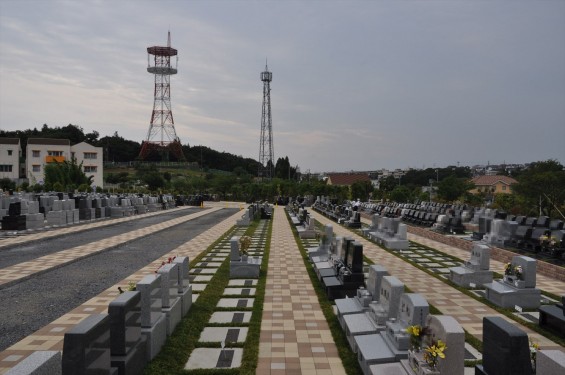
470,175 -> 518,195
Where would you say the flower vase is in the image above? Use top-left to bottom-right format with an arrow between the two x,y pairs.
504,275 -> 516,284
241,254 -> 248,262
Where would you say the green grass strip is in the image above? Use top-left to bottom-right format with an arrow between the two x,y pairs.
144,216 -> 272,375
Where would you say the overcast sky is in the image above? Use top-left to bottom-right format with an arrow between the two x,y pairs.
1,0 -> 564,173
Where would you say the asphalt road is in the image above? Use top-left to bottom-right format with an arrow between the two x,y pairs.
0,207 -> 237,351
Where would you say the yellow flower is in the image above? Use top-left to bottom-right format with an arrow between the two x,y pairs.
407,325 -> 421,337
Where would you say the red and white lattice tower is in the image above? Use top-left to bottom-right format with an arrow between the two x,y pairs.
138,32 -> 186,161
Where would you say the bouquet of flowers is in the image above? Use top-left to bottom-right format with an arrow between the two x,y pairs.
504,262 -> 513,275
514,265 -> 523,280
406,325 -> 426,351
239,236 -> 252,256
423,339 -> 447,370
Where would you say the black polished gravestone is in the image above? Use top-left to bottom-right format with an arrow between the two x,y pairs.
62,314 -> 118,375
475,316 -> 532,375
322,241 -> 365,300
109,291 -> 147,375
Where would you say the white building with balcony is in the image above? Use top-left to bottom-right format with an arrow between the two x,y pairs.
25,138 -> 103,188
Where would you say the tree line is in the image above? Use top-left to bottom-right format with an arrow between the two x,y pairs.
2,124 -> 564,219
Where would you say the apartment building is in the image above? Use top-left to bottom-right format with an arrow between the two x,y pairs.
0,138 -> 21,180
25,138 -> 103,188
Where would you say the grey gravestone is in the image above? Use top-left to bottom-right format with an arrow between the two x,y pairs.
536,350 -> 565,375
484,255 -> 541,309
173,256 -> 192,317
449,243 -> 493,288
136,275 -> 167,361
108,291 -> 147,375
369,276 -> 404,326
157,263 -> 182,335
402,314 -> 465,375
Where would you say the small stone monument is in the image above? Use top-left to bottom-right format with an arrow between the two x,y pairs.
229,236 -> 262,278
484,255 -> 541,309
449,243 -> 493,288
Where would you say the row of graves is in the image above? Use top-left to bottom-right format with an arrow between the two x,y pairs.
315,197 -> 565,262
449,242 -> 565,339
6,256 -> 192,375
0,193 -> 175,232
473,209 -> 565,260
311,196 -> 362,229
299,221 -> 565,374
235,201 -> 272,227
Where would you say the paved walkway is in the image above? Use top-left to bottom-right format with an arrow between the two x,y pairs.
312,211 -> 563,350
257,207 -> 346,375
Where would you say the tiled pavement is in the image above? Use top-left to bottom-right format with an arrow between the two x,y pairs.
1,203 -> 563,374
257,207 -> 346,375
312,211 -> 564,350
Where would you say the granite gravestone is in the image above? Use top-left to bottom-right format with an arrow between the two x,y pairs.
475,316 -> 532,375
449,243 -> 493,288
108,291 -> 147,375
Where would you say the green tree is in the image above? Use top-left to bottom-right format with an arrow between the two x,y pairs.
142,172 -> 165,191
436,175 -> 474,202
44,159 -> 92,190
512,160 -> 565,218
390,185 -> 412,203
0,178 -> 16,191
351,181 -> 374,201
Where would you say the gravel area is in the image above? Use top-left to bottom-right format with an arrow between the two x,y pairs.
0,207 -> 201,268
0,208 -> 237,351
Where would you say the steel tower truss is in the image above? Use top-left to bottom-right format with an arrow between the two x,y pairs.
258,63 -> 274,179
138,32 -> 186,161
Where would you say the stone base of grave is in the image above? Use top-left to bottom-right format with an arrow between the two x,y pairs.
307,246 -> 330,261
484,280 -> 541,309
322,276 -> 364,300
316,266 -> 335,281
335,298 -> 364,329
110,336 -> 147,375
236,216 -> 250,226
178,286 -> 193,317
449,267 -> 493,288
539,305 -> 565,337
141,313 -> 167,361
356,333 -> 406,375
230,258 -> 261,278
163,297 -> 182,336
184,348 -> 244,370
369,362 -> 409,375
344,313 -> 380,353
298,228 -> 316,239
